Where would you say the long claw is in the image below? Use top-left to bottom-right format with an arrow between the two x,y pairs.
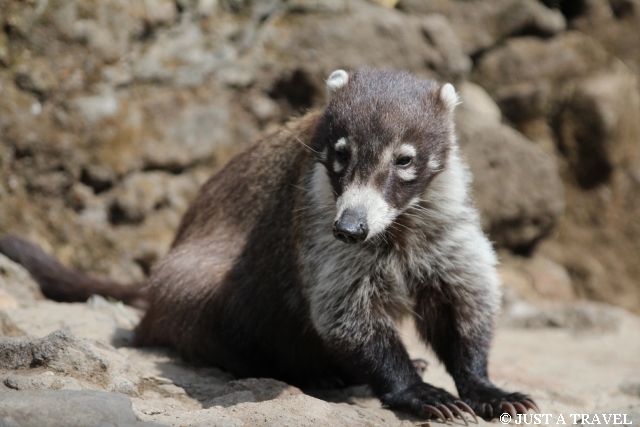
513,402 -> 528,414
502,402 -> 517,419
425,405 -> 447,424
448,404 -> 468,426
455,400 -> 478,424
485,403 -> 493,419
523,399 -> 540,414
438,404 -> 455,422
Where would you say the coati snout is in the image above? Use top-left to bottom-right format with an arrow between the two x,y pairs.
333,207 -> 368,243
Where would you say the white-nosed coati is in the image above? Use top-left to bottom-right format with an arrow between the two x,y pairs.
0,68 -> 539,422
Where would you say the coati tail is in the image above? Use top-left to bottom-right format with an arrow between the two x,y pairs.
0,235 -> 147,309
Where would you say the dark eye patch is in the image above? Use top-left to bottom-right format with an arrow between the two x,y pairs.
395,156 -> 413,167
335,147 -> 349,162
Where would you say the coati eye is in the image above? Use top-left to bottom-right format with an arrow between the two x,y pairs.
395,156 -> 413,167
336,148 -> 349,162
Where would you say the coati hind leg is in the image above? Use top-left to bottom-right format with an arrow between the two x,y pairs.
414,278 -> 539,421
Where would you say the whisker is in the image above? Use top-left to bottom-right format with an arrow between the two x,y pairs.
285,129 -> 321,156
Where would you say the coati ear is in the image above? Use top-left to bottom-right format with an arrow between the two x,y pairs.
440,83 -> 460,112
326,69 -> 349,98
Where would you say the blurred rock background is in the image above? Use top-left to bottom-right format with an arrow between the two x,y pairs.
0,0 -> 639,314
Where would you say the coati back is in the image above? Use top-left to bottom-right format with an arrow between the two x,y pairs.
0,68 -> 539,422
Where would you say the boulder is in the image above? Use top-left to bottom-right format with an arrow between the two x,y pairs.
472,32 -> 612,123
0,329 -> 141,395
262,0 -> 441,96
398,0 -> 566,55
420,14 -> 472,81
457,81 -> 502,125
0,390 -> 162,427
457,111 -> 565,250
0,254 -> 44,307
555,69 -> 640,188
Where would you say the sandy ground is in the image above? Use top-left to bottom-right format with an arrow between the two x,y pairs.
2,290 -> 639,426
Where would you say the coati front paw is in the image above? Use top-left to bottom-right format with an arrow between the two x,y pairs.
382,382 -> 477,424
461,386 -> 540,421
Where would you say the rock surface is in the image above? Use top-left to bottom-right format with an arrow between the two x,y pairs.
0,390 -> 162,427
457,111 -> 565,250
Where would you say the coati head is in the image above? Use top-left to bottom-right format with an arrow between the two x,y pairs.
311,68 -> 459,244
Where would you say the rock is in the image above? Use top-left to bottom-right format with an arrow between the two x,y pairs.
140,0 -> 178,28
84,91 -> 241,176
0,254 -> 44,307
249,95 -> 281,123
398,0 -> 565,55
263,0 -> 441,92
217,64 -> 255,88
0,312 -> 24,337
520,256 -> 575,302
457,81 -> 502,125
108,172 -> 173,225
500,301 -> 623,333
138,393 -> 415,427
457,111 -> 565,250
568,0 -> 640,75
286,0 -> 347,12
472,32 -> 612,123
0,390 -> 162,427
108,170 -> 206,226
71,89 -> 120,125
73,19 -> 122,63
620,381 -> 640,397
204,378 -> 303,408
0,32 -> 9,67
0,291 -> 19,310
498,253 -> 574,303
421,14 -> 472,81
196,0 -> 219,17
3,297 -> 140,347
555,69 -> 640,189
0,329 -> 141,394
133,23 -> 235,86
14,58 -> 58,99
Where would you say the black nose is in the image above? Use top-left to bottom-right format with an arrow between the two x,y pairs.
333,208 -> 369,244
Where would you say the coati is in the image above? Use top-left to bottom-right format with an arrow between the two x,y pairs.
0,68 -> 539,422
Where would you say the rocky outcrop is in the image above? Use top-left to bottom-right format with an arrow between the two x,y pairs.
0,329 -> 141,395
457,109 -> 565,250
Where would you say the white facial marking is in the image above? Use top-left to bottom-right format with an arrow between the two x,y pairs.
394,144 -> 417,181
396,144 -> 416,159
397,167 -> 417,181
326,70 -> 349,96
440,83 -> 460,112
333,160 -> 344,173
335,185 -> 398,239
309,162 -> 335,211
428,157 -> 441,171
335,137 -> 347,151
